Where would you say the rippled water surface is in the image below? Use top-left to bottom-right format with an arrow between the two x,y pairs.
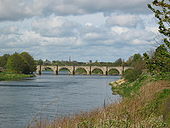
0,72 -> 121,128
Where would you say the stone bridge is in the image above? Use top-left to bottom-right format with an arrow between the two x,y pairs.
36,65 -> 133,75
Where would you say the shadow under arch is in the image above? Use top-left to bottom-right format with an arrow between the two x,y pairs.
41,67 -> 54,74
91,68 -> 104,75
75,68 -> 87,75
108,68 -> 120,75
58,68 -> 71,75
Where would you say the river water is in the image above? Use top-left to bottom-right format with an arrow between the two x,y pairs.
0,71 -> 121,128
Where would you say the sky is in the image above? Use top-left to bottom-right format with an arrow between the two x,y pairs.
0,0 -> 160,62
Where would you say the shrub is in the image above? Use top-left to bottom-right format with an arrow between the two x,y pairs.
124,69 -> 142,82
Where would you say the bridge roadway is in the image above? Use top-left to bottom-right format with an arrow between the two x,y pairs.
36,65 -> 133,75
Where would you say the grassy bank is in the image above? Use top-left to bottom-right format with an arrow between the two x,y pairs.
28,73 -> 170,128
0,72 -> 35,81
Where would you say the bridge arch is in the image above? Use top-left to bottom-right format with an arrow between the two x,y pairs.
108,68 -> 120,75
58,67 -> 71,75
41,66 -> 52,71
91,68 -> 104,75
108,67 -> 122,75
58,66 -> 73,75
36,65 -> 57,74
75,66 -> 89,75
75,68 -> 87,75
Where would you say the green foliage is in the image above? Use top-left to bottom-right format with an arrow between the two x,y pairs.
108,69 -> 119,75
76,68 -> 87,75
126,54 -> 144,67
163,96 -> 170,126
37,59 -> 43,65
20,52 -> 36,73
144,45 -> 170,74
0,54 -> 10,68
92,69 -> 103,75
142,89 -> 170,127
5,52 -> 36,74
36,58 -> 124,67
112,74 -> 148,97
6,53 -> 29,74
153,72 -> 170,81
146,0 -> 170,75
59,68 -> 70,72
43,67 -> 53,71
123,69 -> 142,82
148,0 -> 170,41
113,58 -> 123,66
0,72 -> 34,81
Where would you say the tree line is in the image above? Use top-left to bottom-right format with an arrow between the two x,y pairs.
35,55 -> 144,67
0,52 -> 36,74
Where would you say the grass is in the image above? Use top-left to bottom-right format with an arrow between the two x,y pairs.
28,73 -> 170,128
0,72 -> 34,81
111,73 -> 150,97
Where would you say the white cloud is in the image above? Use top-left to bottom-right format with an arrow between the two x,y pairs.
32,16 -> 80,37
106,14 -> 142,27
0,0 -> 158,61
0,0 -> 152,21
111,26 -> 129,34
130,39 -> 154,45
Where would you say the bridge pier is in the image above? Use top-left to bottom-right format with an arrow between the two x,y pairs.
36,65 -> 42,75
38,70 -> 41,75
105,71 -> 108,75
72,66 -> 75,75
55,70 -> 58,75
55,66 -> 59,75
105,67 -> 108,75
89,66 -> 92,75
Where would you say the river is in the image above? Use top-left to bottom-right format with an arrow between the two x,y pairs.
0,71 -> 121,128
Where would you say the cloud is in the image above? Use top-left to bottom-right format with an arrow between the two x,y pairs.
0,0 -> 158,61
0,0 -> 153,21
111,26 -> 129,34
131,39 -> 154,45
106,14 -> 142,27
32,16 -> 80,37
0,13 -> 158,61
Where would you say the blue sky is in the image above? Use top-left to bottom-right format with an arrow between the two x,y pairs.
0,0 -> 159,62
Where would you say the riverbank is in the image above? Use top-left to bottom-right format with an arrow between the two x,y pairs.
109,78 -> 126,87
0,72 -> 35,81
28,73 -> 170,128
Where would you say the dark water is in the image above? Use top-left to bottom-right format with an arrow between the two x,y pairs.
0,71 -> 121,128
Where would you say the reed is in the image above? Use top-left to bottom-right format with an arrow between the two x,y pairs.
28,74 -> 170,128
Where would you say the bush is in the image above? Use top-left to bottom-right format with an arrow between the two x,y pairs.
124,69 -> 142,82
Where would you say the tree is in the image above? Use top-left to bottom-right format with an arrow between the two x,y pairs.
124,54 -> 145,80
146,0 -> 170,74
6,53 -> 29,74
44,59 -> 51,65
114,58 -> 123,66
126,54 -> 143,67
37,59 -> 43,65
148,0 -> 170,49
20,52 -> 36,73
144,45 -> 170,73
0,54 -> 10,68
